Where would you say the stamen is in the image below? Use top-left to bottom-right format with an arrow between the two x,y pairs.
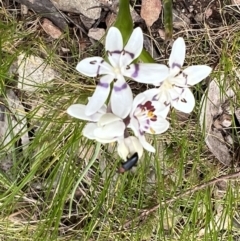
164,101 -> 170,106
90,60 -> 97,64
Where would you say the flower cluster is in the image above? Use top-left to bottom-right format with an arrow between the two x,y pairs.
67,27 -> 212,162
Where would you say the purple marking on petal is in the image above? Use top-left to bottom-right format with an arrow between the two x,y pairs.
172,62 -> 181,69
181,72 -> 188,85
114,82 -> 128,92
146,119 -> 150,125
164,101 -> 170,106
131,64 -> 139,78
152,94 -> 159,101
98,81 -> 109,88
96,59 -> 105,76
139,129 -> 145,135
90,60 -> 97,64
123,50 -> 134,59
111,50 -> 122,55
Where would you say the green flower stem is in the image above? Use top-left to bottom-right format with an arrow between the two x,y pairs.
114,0 -> 133,45
68,142 -> 101,217
163,0 -> 173,40
114,0 -> 155,63
139,49 -> 155,63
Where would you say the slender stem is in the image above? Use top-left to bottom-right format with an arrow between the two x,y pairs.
123,170 -> 240,228
68,142 -> 101,217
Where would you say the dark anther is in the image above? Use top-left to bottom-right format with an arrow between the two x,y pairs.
90,60 -> 97,64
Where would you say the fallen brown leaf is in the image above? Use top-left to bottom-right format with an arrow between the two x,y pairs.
140,0 -> 162,27
41,18 -> 62,39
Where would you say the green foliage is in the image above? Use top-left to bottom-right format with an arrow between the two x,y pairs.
163,0 -> 173,40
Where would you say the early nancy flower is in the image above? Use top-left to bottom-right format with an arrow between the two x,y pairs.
147,37 -> 212,113
67,104 -> 125,143
128,91 -> 170,152
76,26 -> 169,118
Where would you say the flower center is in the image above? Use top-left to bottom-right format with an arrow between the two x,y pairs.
160,78 -> 173,90
135,101 -> 157,122
113,67 -> 121,75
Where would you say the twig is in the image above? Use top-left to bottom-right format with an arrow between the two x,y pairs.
123,170 -> 240,229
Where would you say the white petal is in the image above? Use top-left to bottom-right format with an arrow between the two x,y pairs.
98,113 -> 122,126
85,75 -> 112,116
105,27 -> 123,52
152,101 -> 170,118
76,57 -> 113,77
138,134 -> 155,152
158,87 -> 172,106
128,117 -> 139,136
123,63 -> 169,85
121,27 -> 143,65
83,123 -> 98,139
126,136 -> 143,159
148,117 -> 170,134
142,88 -> 160,101
67,104 -> 97,121
117,138 -> 129,161
111,76 -> 133,118
169,37 -> 185,76
105,27 -> 123,68
182,65 -> 212,85
172,88 -> 195,113
131,93 -> 146,115
94,121 -> 125,139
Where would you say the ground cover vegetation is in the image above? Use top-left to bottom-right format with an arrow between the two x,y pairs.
1,0 -> 240,240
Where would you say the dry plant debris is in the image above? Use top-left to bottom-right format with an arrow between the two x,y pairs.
16,54 -> 59,92
200,75 -> 240,166
140,0 -> 162,26
41,18 -> 62,39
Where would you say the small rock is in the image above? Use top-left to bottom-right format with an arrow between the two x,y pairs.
232,0 -> 240,5
15,0 -> 68,30
51,0 -> 101,20
99,0 -> 113,4
17,54 -> 59,92
0,90 -> 30,156
194,13 -> 203,22
80,15 -> 95,29
158,29 -> 165,40
41,18 -> 62,39
205,8 -> 213,19
88,28 -> 106,41
173,9 -> 190,29
20,4 -> 28,15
